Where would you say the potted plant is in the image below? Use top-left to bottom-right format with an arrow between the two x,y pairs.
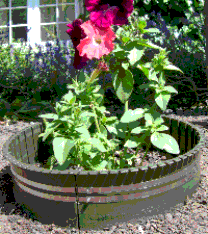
3,1 -> 206,231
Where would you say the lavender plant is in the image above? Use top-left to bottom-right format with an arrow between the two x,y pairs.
0,37 -> 88,123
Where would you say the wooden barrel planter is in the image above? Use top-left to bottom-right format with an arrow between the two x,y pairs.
2,115 -> 206,231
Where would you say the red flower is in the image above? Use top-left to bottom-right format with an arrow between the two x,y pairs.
66,19 -> 89,69
85,0 -> 134,30
77,20 -> 116,60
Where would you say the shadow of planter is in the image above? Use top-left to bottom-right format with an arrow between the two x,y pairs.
2,116 -> 206,231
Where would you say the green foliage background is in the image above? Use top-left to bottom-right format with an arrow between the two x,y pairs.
132,0 -> 206,110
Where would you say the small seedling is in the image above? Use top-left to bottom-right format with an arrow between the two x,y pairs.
3,115 -> 11,126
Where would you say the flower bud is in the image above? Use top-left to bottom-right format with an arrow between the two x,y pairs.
98,61 -> 109,72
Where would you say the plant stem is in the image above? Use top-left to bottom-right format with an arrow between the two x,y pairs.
91,104 -> 101,134
150,103 -> 157,113
139,142 -> 151,167
135,145 -> 142,157
121,100 -> 131,167
125,100 -> 129,112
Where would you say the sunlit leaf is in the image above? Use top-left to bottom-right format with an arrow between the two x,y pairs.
88,138 -> 107,152
155,92 -> 171,111
144,28 -> 161,34
163,85 -> 178,94
124,135 -> 141,148
53,137 -> 76,165
131,126 -> 147,134
120,108 -> 145,123
128,48 -> 144,66
163,64 -> 183,73
155,124 -> 169,132
112,68 -> 134,103
151,132 -> 180,154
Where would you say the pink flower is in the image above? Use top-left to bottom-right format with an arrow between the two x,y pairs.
66,19 -> 89,69
76,20 -> 116,60
85,0 -> 134,29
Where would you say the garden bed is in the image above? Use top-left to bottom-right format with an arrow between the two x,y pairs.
0,113 -> 208,233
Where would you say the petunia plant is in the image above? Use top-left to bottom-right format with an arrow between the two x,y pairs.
39,0 -> 183,171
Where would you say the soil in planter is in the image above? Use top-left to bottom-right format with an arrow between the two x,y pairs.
33,137 -> 175,171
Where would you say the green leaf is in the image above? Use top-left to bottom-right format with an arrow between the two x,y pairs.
52,137 -> 76,165
139,83 -> 150,89
137,39 -> 164,50
151,132 -> 180,154
139,81 -> 159,90
116,129 -> 127,139
129,120 -> 143,130
131,126 -> 147,134
105,125 -> 118,135
62,90 -> 75,104
121,62 -> 130,70
17,105 -> 42,113
120,108 -> 145,123
122,36 -> 130,43
149,70 -> 159,82
94,94 -> 103,104
59,106 -> 73,116
89,160 -> 109,171
88,138 -> 107,152
122,41 -> 144,53
75,127 -> 91,140
82,143 -> 92,154
144,113 -> 154,127
80,111 -> 95,128
45,155 -> 57,170
92,85 -> 101,93
163,85 -> 178,94
78,70 -> 87,82
128,48 -> 144,66
155,92 -> 171,111
105,116 -> 118,124
124,135 -> 141,148
114,51 -> 128,60
143,62 -> 151,68
80,111 -> 95,118
156,125 -> 169,132
158,72 -> 166,86
144,28 -> 161,34
163,64 -> 183,73
96,106 -> 106,115
145,42 -> 165,50
112,68 -> 134,103
154,116 -> 164,126
40,121 -> 61,141
52,158 -> 75,171
59,116 -> 73,123
11,97 -> 24,106
38,113 -> 59,120
137,64 -> 149,78
113,42 -> 124,52
138,20 -> 147,30
100,124 -> 108,137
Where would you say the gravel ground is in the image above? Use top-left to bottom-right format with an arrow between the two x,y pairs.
0,113 -> 208,234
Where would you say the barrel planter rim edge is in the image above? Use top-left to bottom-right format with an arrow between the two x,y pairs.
3,115 -> 206,176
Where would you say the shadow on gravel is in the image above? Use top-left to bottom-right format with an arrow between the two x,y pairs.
0,166 -> 38,221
